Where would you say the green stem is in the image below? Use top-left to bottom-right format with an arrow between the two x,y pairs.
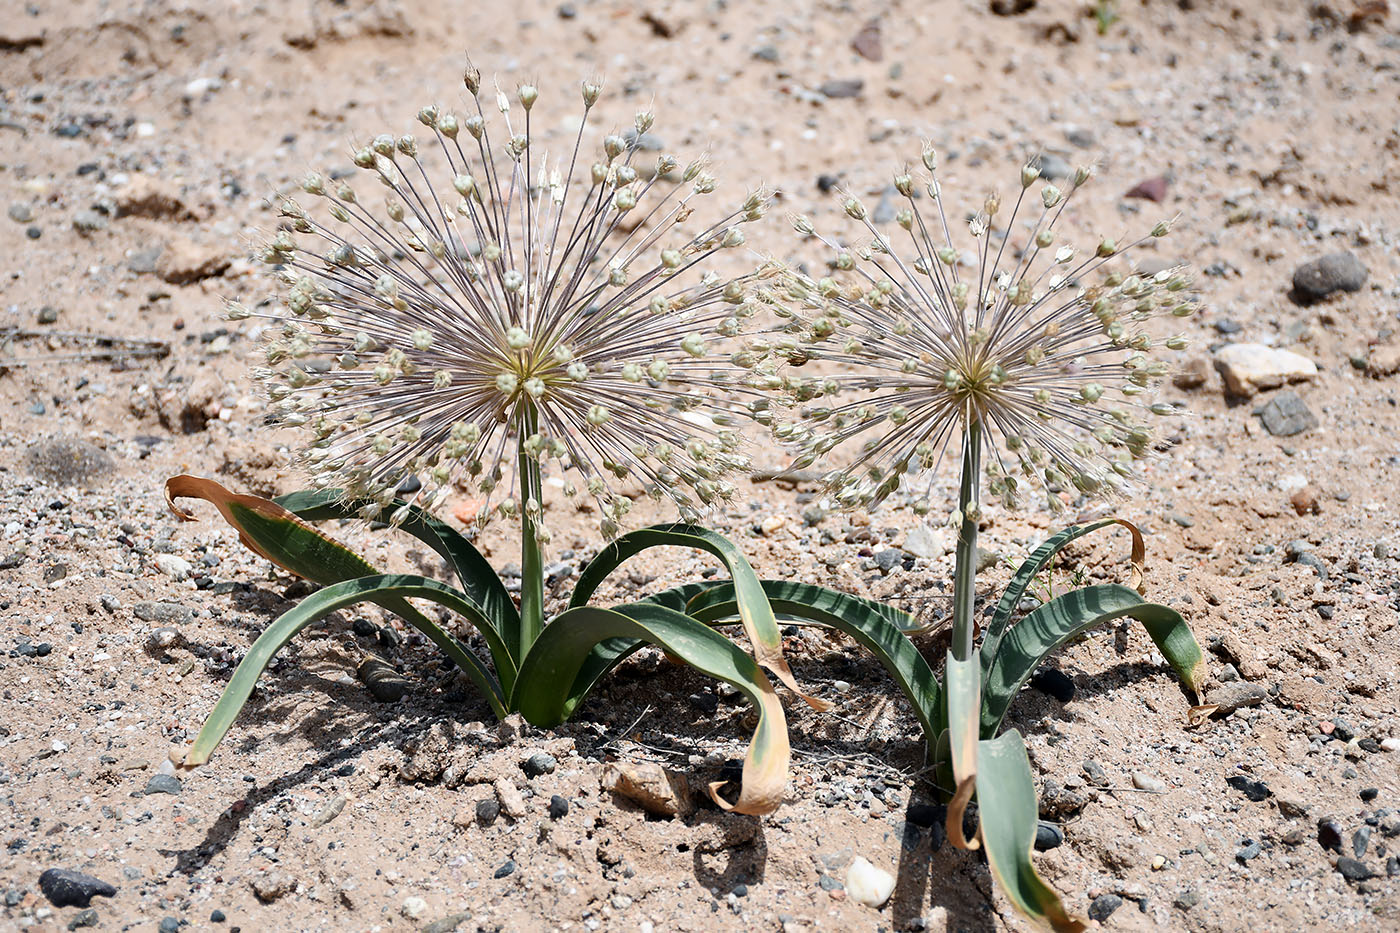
951,419 -> 982,662
518,404 -> 545,661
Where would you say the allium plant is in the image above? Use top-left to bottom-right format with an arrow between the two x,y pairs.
166,71 -> 836,816
760,154 -> 1207,929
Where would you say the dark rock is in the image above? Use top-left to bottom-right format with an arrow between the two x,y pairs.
1125,176 -> 1169,202
1030,668 -> 1075,702
548,795 -> 569,819
37,305 -> 59,324
1318,818 -> 1346,852
1038,780 -> 1089,818
990,0 -> 1037,14
1174,889 -> 1200,910
1081,759 -> 1111,788
476,798 -> 500,826
1336,857 -> 1373,882
1353,826 -> 1372,857
1038,153 -> 1072,180
1257,391 -> 1318,437
521,752 -> 557,778
1034,821 -> 1064,850
1213,318 -> 1242,335
873,549 -> 904,574
210,909 -> 226,922
1236,840 -> 1262,862
1360,787 -> 1379,802
1291,251 -> 1367,304
904,802 -> 942,827
159,918 -> 179,933
816,174 -> 840,194
357,655 -> 410,701
351,618 -> 377,637
38,868 -> 117,908
1087,894 -> 1123,922
818,78 -> 864,99
1226,775 -> 1272,802
143,774 -> 182,796
1388,856 -> 1400,878
493,859 -> 516,879
1331,718 -> 1357,742
394,474 -> 421,495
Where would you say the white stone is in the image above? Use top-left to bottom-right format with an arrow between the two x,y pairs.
400,896 -> 427,919
1381,737 -> 1400,752
902,523 -> 947,560
154,554 -> 192,580
1212,344 -> 1317,397
845,856 -> 895,908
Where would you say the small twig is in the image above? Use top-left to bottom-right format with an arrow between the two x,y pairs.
749,468 -> 826,486
0,328 -> 170,364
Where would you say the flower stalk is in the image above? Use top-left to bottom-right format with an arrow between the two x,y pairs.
518,401 -> 545,659
951,418 -> 982,662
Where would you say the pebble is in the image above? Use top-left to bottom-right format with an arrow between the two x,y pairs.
1236,840 -> 1262,862
158,918 -> 179,933
844,856 -> 894,908
1212,344 -> 1317,397
357,656 -> 410,701
72,209 -> 108,234
36,304 -> 59,324
1360,787 -> 1378,802
251,870 -> 294,902
154,554 -> 193,580
475,797 -> 500,826
752,43 -> 779,62
1353,826 -> 1372,857
873,548 -> 904,574
521,751 -> 557,777
1318,818 -> 1345,852
1336,856 -> 1373,882
493,859 -> 516,879
819,78 -> 864,99
1174,890 -> 1200,910
38,869 -> 117,908
1132,772 -> 1168,794
1034,821 -> 1065,850
7,202 -> 33,223
1206,681 -> 1268,716
143,774 -> 182,796
1124,176 -> 1169,202
494,777 -> 527,819
1087,893 -> 1123,922
1256,391 -> 1318,437
1038,153 -> 1072,180
422,914 -> 471,933
210,909 -> 226,922
1225,775 -> 1271,802
601,761 -> 693,818
401,896 -> 428,919
69,907 -> 99,928
1291,251 -> 1368,303
549,795 -> 569,819
901,524 -> 943,559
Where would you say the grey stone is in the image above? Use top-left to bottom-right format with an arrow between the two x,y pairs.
1037,152 -> 1072,180
1354,826 -> 1372,857
143,774 -> 182,796
159,918 -> 179,933
901,524 -> 942,559
871,187 -> 896,224
1208,682 -> 1268,715
69,907 -> 100,928
548,794 -> 569,819
873,549 -> 904,574
7,203 -> 33,223
1063,127 -> 1096,149
1236,840 -> 1262,862
1132,772 -> 1168,794
1257,391 -> 1318,437
1174,889 -> 1200,910
422,913 -> 472,933
752,44 -> 779,62
818,78 -> 864,99
127,247 -> 162,274
1034,822 -> 1064,850
1336,856 -> 1373,882
23,436 -> 114,488
1292,251 -> 1367,303
72,210 -> 108,234
38,868 -> 117,908
133,602 -> 193,625
521,752 -> 557,778
1087,894 -> 1122,923
475,797 -> 500,826
357,655 -> 410,701
493,859 -> 516,879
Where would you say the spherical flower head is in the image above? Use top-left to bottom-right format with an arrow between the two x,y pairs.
251,73 -> 775,538
771,154 -> 1193,515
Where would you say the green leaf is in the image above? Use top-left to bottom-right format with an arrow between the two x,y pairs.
175,575 -> 513,768
944,652 -> 981,850
980,584 -> 1206,738
976,731 -> 1087,933
274,488 -> 519,672
982,519 -> 1144,666
512,602 -> 791,816
167,475 -> 378,585
684,580 -> 940,743
571,524 -> 829,711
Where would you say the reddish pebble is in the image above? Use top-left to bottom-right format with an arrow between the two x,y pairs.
1125,176 -> 1168,202
1320,720 -> 1335,735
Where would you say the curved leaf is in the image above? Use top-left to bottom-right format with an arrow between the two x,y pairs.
572,524 -> 830,711
512,603 -> 790,815
981,519 -> 1145,667
167,475 -> 378,585
945,652 -> 981,850
684,581 -> 940,743
173,575 -> 512,768
981,584 -> 1205,738
977,731 -> 1087,933
274,488 -> 519,673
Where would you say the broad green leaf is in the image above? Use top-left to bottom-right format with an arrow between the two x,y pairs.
274,488 -> 519,680
684,581 -> 940,743
977,731 -> 1087,933
944,652 -> 981,850
512,602 -> 790,816
981,519 -> 1145,666
980,584 -> 1206,738
173,575 -> 512,768
167,475 -> 377,585
571,524 -> 830,711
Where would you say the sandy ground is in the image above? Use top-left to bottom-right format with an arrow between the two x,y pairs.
3,0 -> 1400,930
